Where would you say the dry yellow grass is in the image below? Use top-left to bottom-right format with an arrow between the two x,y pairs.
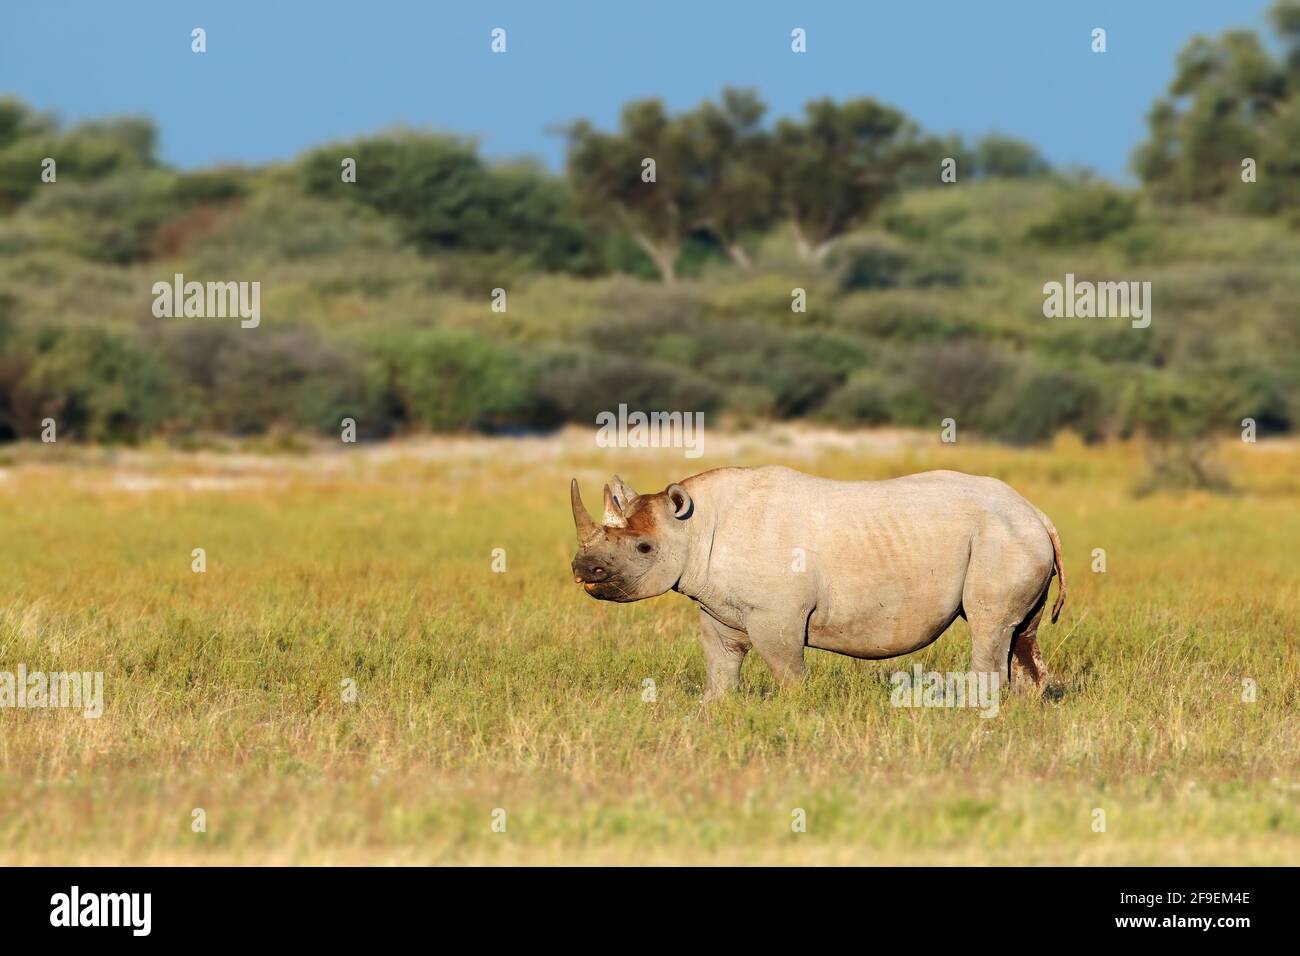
0,428 -> 1296,865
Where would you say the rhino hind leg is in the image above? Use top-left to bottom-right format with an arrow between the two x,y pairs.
1008,585 -> 1050,694
968,618 -> 1017,688
964,522 -> 1055,694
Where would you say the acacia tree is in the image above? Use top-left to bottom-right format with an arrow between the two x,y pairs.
971,134 -> 1050,179
300,131 -> 596,271
767,97 -> 920,261
1133,2 -> 1300,207
566,91 -> 919,277
565,99 -> 700,283
678,87 -> 774,271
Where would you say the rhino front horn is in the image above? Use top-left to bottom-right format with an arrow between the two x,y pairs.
571,479 -> 600,546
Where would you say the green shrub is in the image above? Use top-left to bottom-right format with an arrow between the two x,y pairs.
161,325 -> 378,437
971,134 -> 1050,179
0,113 -> 156,212
1217,357 -> 1296,435
300,133 -> 602,273
817,371 -> 894,426
706,331 -> 866,418
366,327 -> 531,432
837,293 -> 980,344
1027,186 -> 1139,246
830,236 -> 913,290
524,346 -> 722,426
23,171 -> 178,264
431,252 -> 530,298
987,364 -> 1109,443
170,167 -> 250,205
1122,369 -> 1240,441
21,325 -> 170,442
830,235 -> 966,292
898,342 -> 1014,429
1038,325 -> 1157,364
190,189 -> 402,269
882,199 -> 969,242
0,295 -> 32,440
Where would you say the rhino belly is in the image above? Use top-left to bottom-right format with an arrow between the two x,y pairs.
805,570 -> 966,660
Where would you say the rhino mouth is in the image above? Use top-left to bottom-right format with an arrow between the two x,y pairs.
576,574 -> 640,603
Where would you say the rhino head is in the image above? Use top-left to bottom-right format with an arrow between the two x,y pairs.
570,474 -> 693,602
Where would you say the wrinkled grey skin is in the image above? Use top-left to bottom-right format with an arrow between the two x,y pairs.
570,467 -> 1064,699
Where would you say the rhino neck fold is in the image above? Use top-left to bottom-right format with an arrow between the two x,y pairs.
673,480 -> 720,605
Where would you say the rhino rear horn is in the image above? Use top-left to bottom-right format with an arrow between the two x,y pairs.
603,484 -> 628,528
571,479 -> 600,546
610,474 -> 639,511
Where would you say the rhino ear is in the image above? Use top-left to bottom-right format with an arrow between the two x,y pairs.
666,483 -> 693,519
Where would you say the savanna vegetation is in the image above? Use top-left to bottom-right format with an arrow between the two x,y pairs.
0,3 -> 1297,451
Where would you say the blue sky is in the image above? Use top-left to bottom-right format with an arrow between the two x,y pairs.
0,0 -> 1276,181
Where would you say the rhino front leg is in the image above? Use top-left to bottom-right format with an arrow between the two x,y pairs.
698,610 -> 750,700
746,610 -> 808,690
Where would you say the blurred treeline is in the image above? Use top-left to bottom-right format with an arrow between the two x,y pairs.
1,3 -> 1299,445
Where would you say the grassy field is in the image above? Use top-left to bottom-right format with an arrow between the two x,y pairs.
0,428 -> 1296,865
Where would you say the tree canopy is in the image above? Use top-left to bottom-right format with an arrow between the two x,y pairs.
1134,0 -> 1300,216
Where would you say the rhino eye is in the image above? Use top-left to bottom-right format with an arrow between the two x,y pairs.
637,543 -> 654,554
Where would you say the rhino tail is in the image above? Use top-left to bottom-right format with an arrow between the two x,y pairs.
1035,507 -> 1066,623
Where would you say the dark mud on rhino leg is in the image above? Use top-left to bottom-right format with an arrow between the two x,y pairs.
1009,584 -> 1050,694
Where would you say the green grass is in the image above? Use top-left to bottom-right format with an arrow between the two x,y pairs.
0,430 -> 1296,864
